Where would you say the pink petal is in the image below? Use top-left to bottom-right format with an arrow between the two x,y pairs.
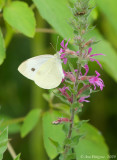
63,70 -> 67,77
60,40 -> 65,48
79,96 -> 90,103
65,41 -> 68,48
74,69 -> 78,72
95,70 -> 100,77
90,58 -> 102,68
84,64 -> 89,76
63,58 -> 67,64
88,48 -> 92,54
59,48 -> 64,53
90,53 -> 105,57
60,53 -> 65,58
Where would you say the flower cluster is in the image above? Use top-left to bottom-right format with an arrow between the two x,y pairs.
53,40 -> 104,124
53,39 -> 105,123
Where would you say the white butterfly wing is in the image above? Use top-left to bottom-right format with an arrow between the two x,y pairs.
34,56 -> 64,89
18,55 -> 54,80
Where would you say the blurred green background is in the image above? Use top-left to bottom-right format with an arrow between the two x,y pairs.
0,0 -> 117,160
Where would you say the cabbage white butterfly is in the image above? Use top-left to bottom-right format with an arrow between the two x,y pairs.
18,53 -> 64,89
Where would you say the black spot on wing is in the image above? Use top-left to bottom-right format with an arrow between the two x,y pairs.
31,68 -> 35,72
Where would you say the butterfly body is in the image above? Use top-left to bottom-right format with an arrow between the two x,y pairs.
18,53 -> 64,89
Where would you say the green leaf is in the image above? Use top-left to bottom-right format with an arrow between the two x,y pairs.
42,110 -> 65,159
0,0 -> 5,10
75,120 -> 89,129
49,137 -> 63,153
0,128 -> 8,160
21,109 -> 41,138
54,92 -> 70,105
74,123 -> 109,160
65,153 -> 76,160
79,89 -> 90,97
71,102 -> 81,109
68,61 -> 75,75
64,135 -> 82,147
59,153 -> 76,160
43,93 -> 51,102
0,115 -> 21,134
97,0 -> 117,34
86,29 -> 117,81
3,1 -> 36,37
73,29 -> 117,81
0,29 -> 6,65
14,154 -> 21,160
32,0 -> 73,39
33,0 -> 117,81
71,135 -> 82,146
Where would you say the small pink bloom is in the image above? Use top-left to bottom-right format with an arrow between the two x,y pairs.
62,70 -> 77,82
75,69 -> 78,72
89,58 -> 103,68
59,39 -> 70,64
84,64 -> 89,76
52,117 -> 71,125
59,39 -> 70,53
89,71 -> 104,90
60,53 -> 67,64
59,86 -> 69,94
87,48 -> 105,68
79,96 -> 90,103
88,47 -> 92,54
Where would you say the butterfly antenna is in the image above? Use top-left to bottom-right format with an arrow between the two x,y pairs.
50,43 -> 56,52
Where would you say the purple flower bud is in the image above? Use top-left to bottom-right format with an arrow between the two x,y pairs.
52,117 -> 71,125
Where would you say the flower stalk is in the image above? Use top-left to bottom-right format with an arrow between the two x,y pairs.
52,0 -> 105,159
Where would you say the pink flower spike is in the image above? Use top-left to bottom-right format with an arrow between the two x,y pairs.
89,53 -> 105,57
90,58 -> 102,68
89,71 -> 104,91
84,64 -> 89,76
88,48 -> 92,54
79,96 -> 90,103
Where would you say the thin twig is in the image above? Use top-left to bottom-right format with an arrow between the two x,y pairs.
7,142 -> 17,159
36,28 -> 57,34
1,117 -> 24,127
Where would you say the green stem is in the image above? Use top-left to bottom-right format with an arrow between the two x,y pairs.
63,29 -> 83,158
